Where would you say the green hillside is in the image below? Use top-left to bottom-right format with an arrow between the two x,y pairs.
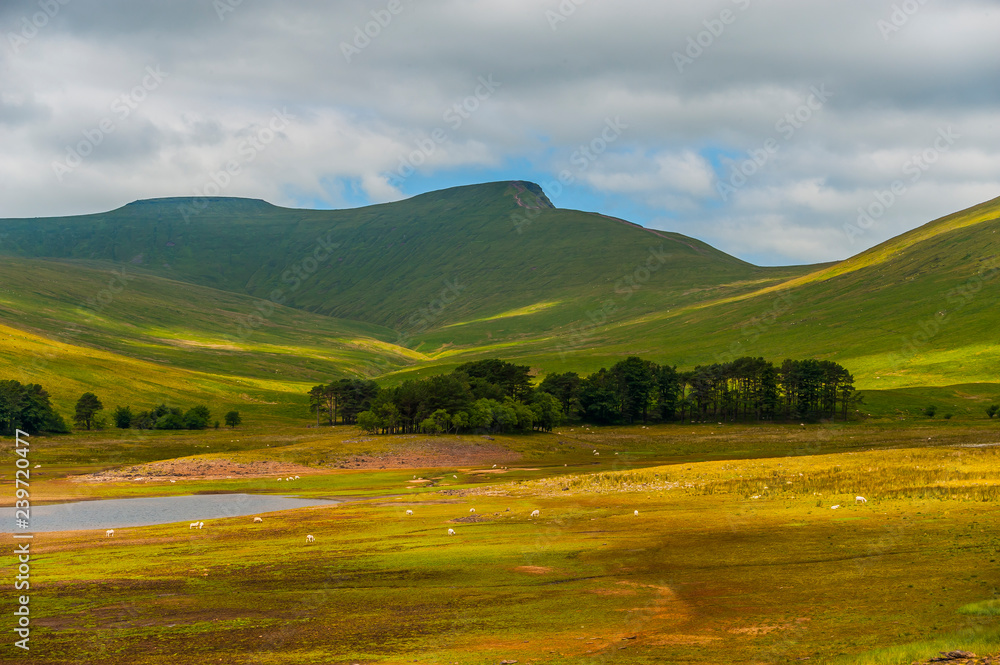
0,257 -> 416,382
0,182 -> 811,333
1,182 -> 998,416
391,194 -> 1000,391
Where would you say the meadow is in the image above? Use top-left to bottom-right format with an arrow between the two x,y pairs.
5,420 -> 1000,663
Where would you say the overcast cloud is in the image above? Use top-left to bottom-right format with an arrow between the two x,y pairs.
1,0 -> 998,265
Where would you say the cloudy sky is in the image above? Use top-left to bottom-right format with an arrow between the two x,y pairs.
2,0 -> 998,265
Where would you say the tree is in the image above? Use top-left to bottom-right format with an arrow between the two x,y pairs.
113,406 -> 133,429
154,407 -> 185,430
74,392 -> 104,431
987,405 -> 998,419
225,410 -> 242,428
530,390 -> 564,431
183,405 -> 212,430
539,372 -> 582,419
0,381 -> 67,434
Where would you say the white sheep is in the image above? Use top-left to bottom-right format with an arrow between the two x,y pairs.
530,509 -> 540,517
453,475 -> 458,479
405,509 -> 413,515
831,505 -> 840,510
634,510 -> 639,516
447,528 -> 455,535
253,517 -> 263,523
189,522 -> 200,529
856,496 -> 867,504
294,476 -> 300,479
469,508 -> 475,513
306,534 -> 315,543
105,529 -> 114,537
492,464 -> 497,468
277,477 -> 282,481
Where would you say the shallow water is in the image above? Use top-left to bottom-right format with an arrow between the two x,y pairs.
7,493 -> 340,533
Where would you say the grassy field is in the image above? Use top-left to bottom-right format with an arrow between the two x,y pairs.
4,421 -> 1000,663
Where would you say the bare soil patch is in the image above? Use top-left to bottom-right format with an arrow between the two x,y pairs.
72,458 -> 315,483
329,438 -> 520,470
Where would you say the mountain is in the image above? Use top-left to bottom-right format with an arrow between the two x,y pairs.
0,181 -> 812,334
1,181 -> 998,417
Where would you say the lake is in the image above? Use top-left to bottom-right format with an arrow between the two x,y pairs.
7,493 -> 341,533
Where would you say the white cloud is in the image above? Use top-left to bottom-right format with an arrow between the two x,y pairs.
1,0 -> 999,264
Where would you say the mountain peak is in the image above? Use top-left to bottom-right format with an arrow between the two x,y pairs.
120,197 -> 278,215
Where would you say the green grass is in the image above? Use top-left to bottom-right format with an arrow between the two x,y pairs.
11,425 -> 1000,663
959,600 -> 1000,616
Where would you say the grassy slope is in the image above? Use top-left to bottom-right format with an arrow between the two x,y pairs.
382,194 -> 1000,394
2,184 -> 999,417
0,182 -> 813,331
0,256 -> 416,382
11,423 -> 1000,664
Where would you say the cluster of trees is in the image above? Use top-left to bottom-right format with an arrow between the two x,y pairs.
542,357 -> 858,424
311,356 -> 861,436
111,403 -> 241,430
345,359 -> 562,435
1,380 -> 242,434
0,380 -> 69,435
308,378 -> 380,426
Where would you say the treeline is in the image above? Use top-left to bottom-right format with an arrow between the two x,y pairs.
0,380 -> 69,435
310,356 -> 859,435
545,356 -> 857,424
0,380 -> 241,434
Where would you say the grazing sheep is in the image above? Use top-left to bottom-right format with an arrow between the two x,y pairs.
306,534 -> 315,543
453,475 -> 458,479
106,529 -> 114,537
277,477 -> 282,481
492,464 -> 497,468
594,452 -> 599,456
530,509 -> 540,517
253,517 -> 263,523
831,505 -> 840,510
405,509 -> 413,515
447,528 -> 455,535
469,508 -> 475,513
856,496 -> 867,504
634,510 -> 639,516
189,522 -> 200,529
